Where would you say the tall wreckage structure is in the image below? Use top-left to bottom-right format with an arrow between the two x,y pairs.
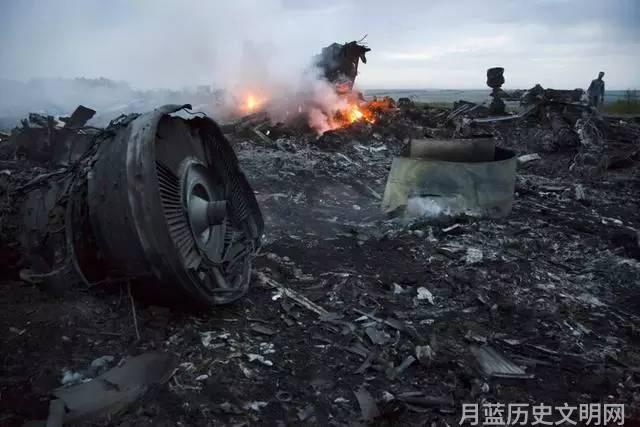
314,39 -> 371,94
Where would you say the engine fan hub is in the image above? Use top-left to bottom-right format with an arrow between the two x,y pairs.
87,105 -> 264,305
182,161 -> 227,263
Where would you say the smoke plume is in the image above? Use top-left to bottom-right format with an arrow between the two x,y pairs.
0,0 -> 358,127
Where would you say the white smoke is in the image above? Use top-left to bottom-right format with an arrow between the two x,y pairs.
304,78 -> 352,134
307,107 -> 333,134
210,54 -> 357,134
0,0 -> 362,129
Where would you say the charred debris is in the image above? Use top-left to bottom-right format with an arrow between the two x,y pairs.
313,38 -> 371,94
1,49 -> 640,426
0,104 -> 264,306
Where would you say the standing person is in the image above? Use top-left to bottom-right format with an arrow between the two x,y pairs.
587,71 -> 605,110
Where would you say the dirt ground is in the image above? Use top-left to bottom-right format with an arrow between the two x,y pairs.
1,121 -> 640,426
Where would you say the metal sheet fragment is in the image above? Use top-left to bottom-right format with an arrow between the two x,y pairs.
470,345 -> 534,379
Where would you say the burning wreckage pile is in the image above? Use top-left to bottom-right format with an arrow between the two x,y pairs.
1,42 -> 640,426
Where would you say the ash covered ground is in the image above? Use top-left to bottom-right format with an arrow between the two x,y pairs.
1,100 -> 640,426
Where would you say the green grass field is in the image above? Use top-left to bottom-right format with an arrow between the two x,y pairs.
603,99 -> 640,115
417,98 -> 640,115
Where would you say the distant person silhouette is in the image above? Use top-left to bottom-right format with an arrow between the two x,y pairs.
587,71 -> 605,110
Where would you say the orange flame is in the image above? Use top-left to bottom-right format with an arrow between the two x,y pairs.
241,93 -> 266,114
315,96 -> 397,134
247,95 -> 257,112
332,102 -> 376,129
348,105 -> 365,123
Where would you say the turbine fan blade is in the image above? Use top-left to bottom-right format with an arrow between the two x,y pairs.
156,160 -> 201,267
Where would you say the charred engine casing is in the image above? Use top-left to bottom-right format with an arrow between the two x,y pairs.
7,105 -> 263,306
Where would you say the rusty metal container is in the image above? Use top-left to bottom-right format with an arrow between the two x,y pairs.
408,137 -> 496,162
383,138 -> 516,219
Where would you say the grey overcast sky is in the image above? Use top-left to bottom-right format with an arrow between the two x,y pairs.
1,0 -> 638,90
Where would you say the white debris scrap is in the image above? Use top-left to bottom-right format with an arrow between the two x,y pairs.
415,345 -> 436,364
259,342 -> 276,354
200,331 -> 229,349
89,355 -> 114,370
381,391 -> 395,402
247,354 -> 273,366
416,287 -> 434,304
465,247 -> 484,264
179,362 -> 195,371
393,283 -> 405,294
244,401 -> 268,411
60,369 -> 85,386
200,331 -> 216,348
517,153 -> 541,165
